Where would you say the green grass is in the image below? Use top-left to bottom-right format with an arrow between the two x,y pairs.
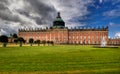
0,45 -> 120,74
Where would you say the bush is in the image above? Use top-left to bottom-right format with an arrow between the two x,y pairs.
0,35 -> 8,47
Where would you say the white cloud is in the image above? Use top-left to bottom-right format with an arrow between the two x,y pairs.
99,0 -> 103,3
111,0 -> 120,5
103,9 -> 120,17
0,20 -> 19,36
109,22 -> 115,26
115,32 -> 120,38
0,29 -> 7,36
108,22 -> 120,27
8,0 -> 25,10
50,0 -> 94,26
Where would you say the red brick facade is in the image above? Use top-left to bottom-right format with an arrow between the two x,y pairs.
19,27 -> 109,45
108,38 -> 120,45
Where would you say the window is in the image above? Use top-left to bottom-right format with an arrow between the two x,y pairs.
88,36 -> 90,44
73,36 -> 74,39
92,36 -> 94,44
96,36 -> 98,44
84,36 -> 86,44
77,36 -> 78,39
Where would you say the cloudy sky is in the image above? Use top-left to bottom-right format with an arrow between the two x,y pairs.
0,0 -> 120,38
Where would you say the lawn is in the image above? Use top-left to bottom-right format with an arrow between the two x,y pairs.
0,45 -> 120,74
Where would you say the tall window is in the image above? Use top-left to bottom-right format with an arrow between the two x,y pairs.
96,36 -> 98,44
73,36 -> 74,39
88,36 -> 90,44
77,36 -> 78,39
84,36 -> 86,44
80,36 -> 82,44
92,36 -> 94,44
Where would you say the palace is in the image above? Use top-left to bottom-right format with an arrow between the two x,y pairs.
19,12 -> 109,45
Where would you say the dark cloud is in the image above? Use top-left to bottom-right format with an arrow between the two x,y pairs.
0,0 -> 9,4
0,2 -> 8,10
25,0 -> 57,24
0,10 -> 21,23
0,0 -> 57,36
0,0 -> 56,24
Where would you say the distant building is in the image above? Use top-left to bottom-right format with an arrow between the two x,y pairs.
19,12 -> 109,45
8,37 -> 14,43
108,38 -> 120,45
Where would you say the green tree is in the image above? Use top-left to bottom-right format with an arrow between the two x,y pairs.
18,37 -> 24,47
29,38 -> 34,46
12,33 -> 18,44
12,33 -> 18,38
23,40 -> 26,44
14,39 -> 18,45
50,41 -> 54,46
0,35 -> 8,47
34,41 -> 37,44
47,41 -> 50,46
10,34 -> 13,38
36,40 -> 40,46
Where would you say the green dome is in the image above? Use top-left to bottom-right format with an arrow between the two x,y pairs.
53,12 -> 65,28
54,18 -> 64,22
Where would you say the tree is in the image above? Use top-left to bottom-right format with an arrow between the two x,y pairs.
12,33 -> 18,38
14,39 -> 18,45
36,40 -> 40,46
23,40 -> 26,44
10,34 -> 13,38
29,38 -> 34,46
0,35 -> 8,47
34,41 -> 37,44
47,41 -> 50,46
12,33 -> 18,44
42,40 -> 46,46
18,37 -> 24,47
50,41 -> 54,46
